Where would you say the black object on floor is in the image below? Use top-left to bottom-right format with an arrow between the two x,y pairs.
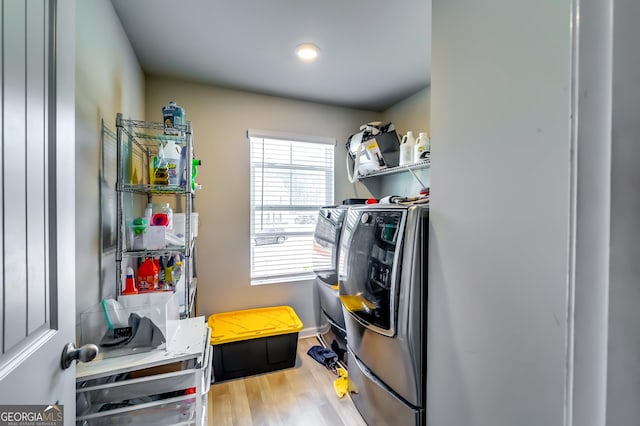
307,345 -> 338,374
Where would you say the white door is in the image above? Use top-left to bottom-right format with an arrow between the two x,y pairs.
0,0 -> 77,421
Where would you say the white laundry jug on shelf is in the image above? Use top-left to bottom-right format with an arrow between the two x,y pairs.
163,140 -> 181,185
414,132 -> 430,162
399,131 -> 415,166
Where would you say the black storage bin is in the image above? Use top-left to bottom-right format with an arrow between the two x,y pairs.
208,306 -> 303,382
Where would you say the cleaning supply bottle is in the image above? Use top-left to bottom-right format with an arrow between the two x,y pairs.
414,132 -> 431,162
191,159 -> 202,190
162,101 -> 185,136
162,203 -> 173,231
172,256 -> 183,287
163,140 -> 181,185
164,256 -> 175,288
399,131 -> 415,166
179,146 -> 188,187
144,203 -> 153,226
155,257 -> 167,289
137,258 -> 159,292
153,143 -> 169,185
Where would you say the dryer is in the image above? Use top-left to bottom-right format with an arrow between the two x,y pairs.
338,203 -> 429,426
312,205 -> 349,364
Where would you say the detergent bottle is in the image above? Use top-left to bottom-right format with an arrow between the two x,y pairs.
414,132 -> 431,162
162,203 -> 174,232
137,258 -> 159,292
153,143 -> 169,185
162,101 -> 185,136
399,131 -> 415,166
163,140 -> 181,185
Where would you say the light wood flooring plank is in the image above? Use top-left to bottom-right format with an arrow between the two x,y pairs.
209,337 -> 366,426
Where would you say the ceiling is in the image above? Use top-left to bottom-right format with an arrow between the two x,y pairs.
110,0 -> 431,112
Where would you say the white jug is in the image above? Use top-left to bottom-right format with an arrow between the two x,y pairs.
163,140 -> 182,185
399,131 -> 415,166
414,132 -> 430,162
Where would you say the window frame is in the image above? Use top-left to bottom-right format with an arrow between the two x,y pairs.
248,129 -> 336,285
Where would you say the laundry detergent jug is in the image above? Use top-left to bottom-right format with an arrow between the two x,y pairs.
162,101 -> 185,136
399,131 -> 416,166
163,140 -> 181,185
414,132 -> 430,162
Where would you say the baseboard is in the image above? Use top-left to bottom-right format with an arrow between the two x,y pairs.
299,326 -> 324,339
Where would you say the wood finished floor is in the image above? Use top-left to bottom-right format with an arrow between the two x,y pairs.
208,337 -> 367,426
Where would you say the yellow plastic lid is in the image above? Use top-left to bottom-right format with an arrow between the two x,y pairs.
208,306 -> 303,345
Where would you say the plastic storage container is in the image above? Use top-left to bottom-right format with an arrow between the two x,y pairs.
208,306 -> 303,381
172,212 -> 199,241
80,292 -> 180,359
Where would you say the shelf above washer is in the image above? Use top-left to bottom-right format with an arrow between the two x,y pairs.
358,159 -> 430,179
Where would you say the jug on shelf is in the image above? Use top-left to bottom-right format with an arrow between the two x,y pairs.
163,140 -> 181,186
162,101 -> 185,136
414,132 -> 430,162
399,131 -> 415,166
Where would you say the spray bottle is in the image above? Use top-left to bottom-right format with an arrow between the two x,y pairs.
179,145 -> 202,190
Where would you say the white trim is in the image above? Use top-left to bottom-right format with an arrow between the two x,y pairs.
247,128 -> 336,146
564,0 -> 579,424
298,326 -> 324,339
251,274 -> 315,286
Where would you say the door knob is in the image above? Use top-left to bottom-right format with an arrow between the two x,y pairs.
60,342 -> 99,369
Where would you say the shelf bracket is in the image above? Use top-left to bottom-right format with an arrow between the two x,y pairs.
407,166 -> 428,189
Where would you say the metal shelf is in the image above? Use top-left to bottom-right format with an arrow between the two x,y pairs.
122,183 -> 189,195
118,117 -> 190,133
180,277 -> 198,319
115,112 -> 197,318
121,247 -> 189,258
359,159 -> 430,178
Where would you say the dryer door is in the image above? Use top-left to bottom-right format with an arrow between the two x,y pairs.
312,207 -> 345,284
338,209 -> 405,336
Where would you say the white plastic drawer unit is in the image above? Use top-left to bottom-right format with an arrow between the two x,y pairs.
75,317 -> 212,426
76,394 -> 198,425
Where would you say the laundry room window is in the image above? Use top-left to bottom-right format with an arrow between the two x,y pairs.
248,129 -> 335,284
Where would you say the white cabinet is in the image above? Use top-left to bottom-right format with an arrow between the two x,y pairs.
76,318 -> 211,425
115,114 -> 198,317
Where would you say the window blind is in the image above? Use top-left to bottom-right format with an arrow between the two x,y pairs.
249,132 -> 335,283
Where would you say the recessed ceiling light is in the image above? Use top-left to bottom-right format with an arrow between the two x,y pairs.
295,43 -> 320,62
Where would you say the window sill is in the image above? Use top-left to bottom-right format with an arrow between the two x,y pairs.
251,274 -> 315,286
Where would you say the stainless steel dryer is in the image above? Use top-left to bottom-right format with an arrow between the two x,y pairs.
312,205 -> 349,364
338,203 -> 429,426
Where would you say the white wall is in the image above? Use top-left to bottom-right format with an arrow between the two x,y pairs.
145,77 -> 378,329
607,0 -> 640,423
75,0 -> 145,319
429,1 -> 573,425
